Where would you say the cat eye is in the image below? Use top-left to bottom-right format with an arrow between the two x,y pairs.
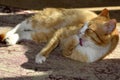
86,28 -> 94,33
86,28 -> 104,43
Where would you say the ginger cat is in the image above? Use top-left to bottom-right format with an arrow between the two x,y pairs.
1,8 -> 97,45
0,8 -> 119,64
35,9 -> 119,63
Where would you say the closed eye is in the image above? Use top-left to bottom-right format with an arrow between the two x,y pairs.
86,28 -> 104,44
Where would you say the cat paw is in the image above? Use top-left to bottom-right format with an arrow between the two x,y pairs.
35,54 -> 46,64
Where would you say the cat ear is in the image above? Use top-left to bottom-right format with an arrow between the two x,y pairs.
99,8 -> 110,18
103,19 -> 116,34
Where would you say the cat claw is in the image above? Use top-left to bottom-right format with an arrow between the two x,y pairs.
35,54 -> 46,64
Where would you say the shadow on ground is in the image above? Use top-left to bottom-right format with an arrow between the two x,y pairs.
0,38 -> 120,80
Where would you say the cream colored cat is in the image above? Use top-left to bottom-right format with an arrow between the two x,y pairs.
0,8 -> 119,64
35,9 -> 119,63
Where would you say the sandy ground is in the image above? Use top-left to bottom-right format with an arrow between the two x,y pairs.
0,5 -> 120,80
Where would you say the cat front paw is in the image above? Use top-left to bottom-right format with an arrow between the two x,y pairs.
35,54 -> 46,64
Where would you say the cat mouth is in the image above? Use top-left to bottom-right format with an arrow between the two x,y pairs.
79,38 -> 83,46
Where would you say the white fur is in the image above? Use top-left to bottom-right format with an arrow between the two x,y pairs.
5,20 -> 33,45
35,54 -> 46,64
75,35 -> 110,62
73,22 -> 111,62
80,22 -> 89,34
16,20 -> 33,40
5,33 -> 19,45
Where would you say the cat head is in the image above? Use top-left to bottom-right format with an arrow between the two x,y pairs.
79,8 -> 118,46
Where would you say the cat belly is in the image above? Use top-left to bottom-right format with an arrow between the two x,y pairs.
31,31 -> 53,43
17,20 -> 33,41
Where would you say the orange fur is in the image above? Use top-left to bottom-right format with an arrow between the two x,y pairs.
36,9 -> 119,63
30,8 -> 97,43
0,8 -> 119,63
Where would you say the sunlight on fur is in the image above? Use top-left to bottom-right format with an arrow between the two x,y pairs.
0,8 -> 119,64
